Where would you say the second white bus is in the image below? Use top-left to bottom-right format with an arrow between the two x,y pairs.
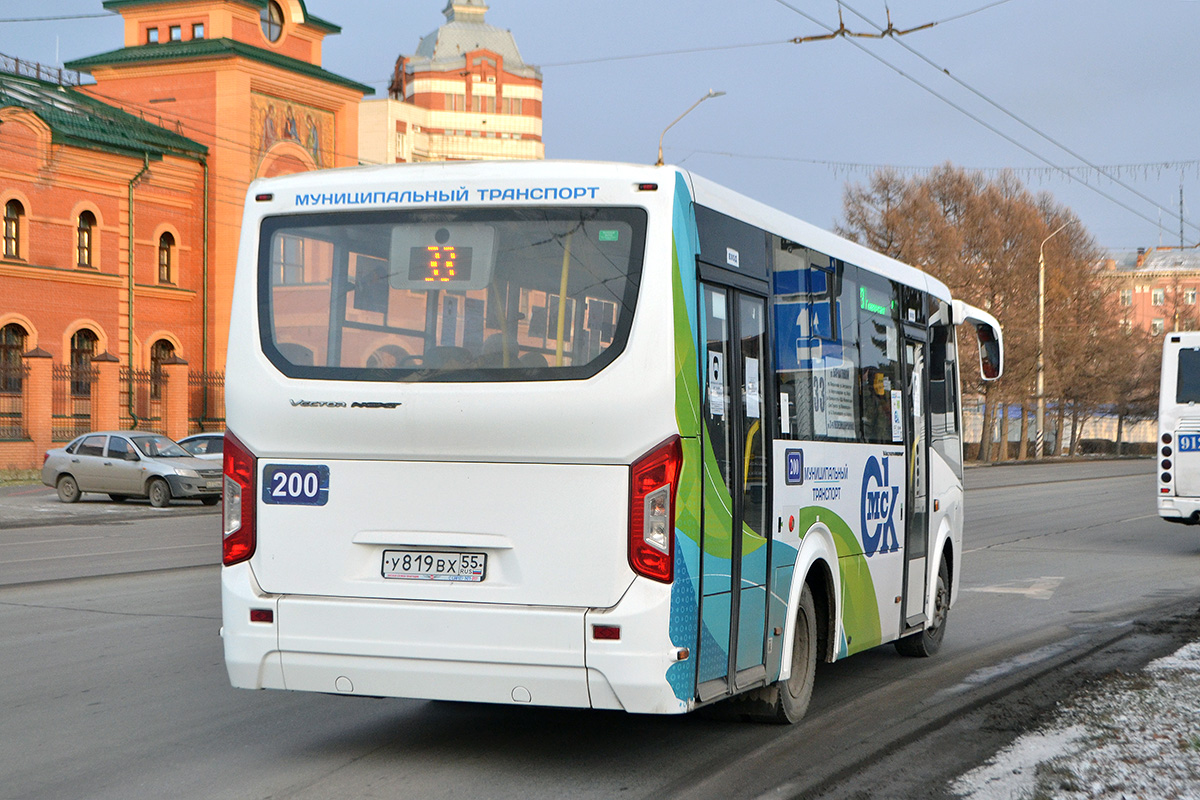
1159,330 -> 1200,523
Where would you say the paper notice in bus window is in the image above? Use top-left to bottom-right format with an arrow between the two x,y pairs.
711,292 -> 726,320
813,363 -> 856,440
746,358 -> 761,419
891,389 -> 904,442
780,392 -> 791,435
708,352 -> 726,417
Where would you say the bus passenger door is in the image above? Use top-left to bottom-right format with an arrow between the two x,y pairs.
901,324 -> 930,629
697,284 -> 771,701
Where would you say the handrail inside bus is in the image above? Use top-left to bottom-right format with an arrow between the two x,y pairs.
555,232 -> 573,366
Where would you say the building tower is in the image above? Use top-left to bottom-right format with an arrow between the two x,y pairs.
360,1 -> 543,164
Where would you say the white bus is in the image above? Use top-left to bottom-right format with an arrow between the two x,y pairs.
1158,330 -> 1200,524
221,161 -> 1003,722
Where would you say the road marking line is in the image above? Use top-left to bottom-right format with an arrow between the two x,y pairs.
965,576 -> 1064,600
0,543 -> 213,565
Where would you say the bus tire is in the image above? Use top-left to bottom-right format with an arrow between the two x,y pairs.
895,556 -> 949,658
744,582 -> 817,724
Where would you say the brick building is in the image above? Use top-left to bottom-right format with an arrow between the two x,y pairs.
1104,247 -> 1200,336
0,0 -> 369,468
359,0 -> 543,164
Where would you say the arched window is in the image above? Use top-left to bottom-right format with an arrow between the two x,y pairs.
158,232 -> 175,284
0,323 -> 26,392
69,329 -> 98,397
261,1 -> 283,42
150,339 -> 174,400
4,200 -> 24,259
77,211 -> 95,268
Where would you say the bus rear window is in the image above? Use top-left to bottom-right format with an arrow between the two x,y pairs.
1178,349 -> 1200,403
258,207 -> 646,381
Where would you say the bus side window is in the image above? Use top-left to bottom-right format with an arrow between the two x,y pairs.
771,238 -> 813,440
856,271 -> 899,444
769,242 -> 860,442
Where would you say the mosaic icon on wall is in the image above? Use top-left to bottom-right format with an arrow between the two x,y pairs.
252,92 -> 334,170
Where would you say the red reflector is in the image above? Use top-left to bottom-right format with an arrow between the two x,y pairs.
1162,488 -> 1171,494
636,183 -> 658,192
250,609 -> 273,623
255,193 -> 273,202
593,625 -> 620,640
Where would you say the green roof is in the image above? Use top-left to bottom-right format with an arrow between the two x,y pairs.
65,37 -> 372,94
0,71 -> 206,160
102,0 -> 341,34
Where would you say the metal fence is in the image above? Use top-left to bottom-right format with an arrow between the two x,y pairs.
51,365 -> 94,442
188,371 -> 225,434
962,400 -> 1157,460
0,53 -> 81,86
0,363 -> 26,440
119,367 -> 166,434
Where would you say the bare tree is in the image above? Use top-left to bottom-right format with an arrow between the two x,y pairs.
839,164 -> 1117,461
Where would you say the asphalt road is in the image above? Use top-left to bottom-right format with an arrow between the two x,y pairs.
1,458 -> 1196,800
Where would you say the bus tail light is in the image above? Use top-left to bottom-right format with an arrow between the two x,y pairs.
629,437 -> 682,583
223,431 -> 257,566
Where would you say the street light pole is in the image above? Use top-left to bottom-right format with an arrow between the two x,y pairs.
1035,220 -> 1075,459
656,89 -> 725,166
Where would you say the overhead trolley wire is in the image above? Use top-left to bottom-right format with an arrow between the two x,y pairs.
835,0 -> 1200,240
538,0 -> 1011,68
0,13 -> 115,23
771,0 -> 1184,240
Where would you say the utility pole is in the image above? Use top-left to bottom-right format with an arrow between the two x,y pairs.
1036,220 -> 1075,459
1181,172 -> 1186,250
656,90 -> 725,167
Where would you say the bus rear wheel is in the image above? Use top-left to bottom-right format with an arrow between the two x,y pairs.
895,557 -> 949,658
744,583 -> 817,724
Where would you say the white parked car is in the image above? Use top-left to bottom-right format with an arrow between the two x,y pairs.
178,432 -> 224,461
42,431 -> 222,507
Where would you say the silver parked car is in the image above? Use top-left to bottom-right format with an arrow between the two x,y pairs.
42,431 -> 223,507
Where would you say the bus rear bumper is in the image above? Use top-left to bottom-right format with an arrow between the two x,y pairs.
221,563 -> 688,714
1158,496 -> 1200,523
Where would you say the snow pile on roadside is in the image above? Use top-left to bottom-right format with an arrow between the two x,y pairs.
952,642 -> 1200,800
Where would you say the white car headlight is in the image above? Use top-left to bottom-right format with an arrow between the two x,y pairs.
174,467 -> 200,478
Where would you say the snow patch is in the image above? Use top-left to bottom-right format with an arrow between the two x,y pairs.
950,640 -> 1200,799
951,726 -> 1087,800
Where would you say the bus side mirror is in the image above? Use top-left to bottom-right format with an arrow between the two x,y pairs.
974,324 -> 1002,380
952,300 -> 1004,381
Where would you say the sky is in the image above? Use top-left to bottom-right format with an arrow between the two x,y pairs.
1,0 -> 1198,252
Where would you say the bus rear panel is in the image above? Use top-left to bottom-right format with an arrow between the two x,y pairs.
222,164 -> 691,713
